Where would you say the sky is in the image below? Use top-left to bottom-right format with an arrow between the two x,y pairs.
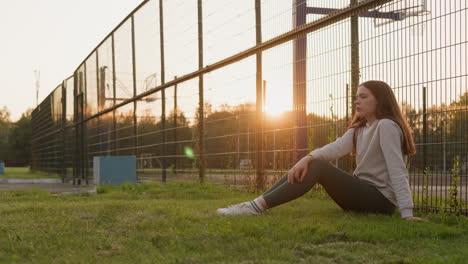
0,0 -> 463,122
0,0 -> 144,121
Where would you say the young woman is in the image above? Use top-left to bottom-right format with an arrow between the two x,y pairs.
217,80 -> 425,221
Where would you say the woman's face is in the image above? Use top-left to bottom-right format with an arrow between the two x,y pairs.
355,85 -> 378,121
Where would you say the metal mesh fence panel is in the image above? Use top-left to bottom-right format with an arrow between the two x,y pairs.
30,0 -> 467,214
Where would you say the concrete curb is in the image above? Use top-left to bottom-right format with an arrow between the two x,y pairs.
0,178 -> 62,184
59,188 -> 97,195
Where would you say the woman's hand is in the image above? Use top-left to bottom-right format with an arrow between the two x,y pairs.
404,216 -> 428,222
287,155 -> 314,184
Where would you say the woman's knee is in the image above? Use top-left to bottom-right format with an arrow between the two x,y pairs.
306,159 -> 329,181
308,159 -> 329,171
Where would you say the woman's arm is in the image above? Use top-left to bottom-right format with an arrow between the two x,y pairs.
288,155 -> 313,184
308,128 -> 355,161
378,120 -> 414,219
289,128 -> 354,184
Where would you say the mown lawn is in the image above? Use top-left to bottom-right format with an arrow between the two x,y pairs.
0,181 -> 467,263
0,167 -> 59,179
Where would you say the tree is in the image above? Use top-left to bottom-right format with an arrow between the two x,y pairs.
447,92 -> 468,173
0,106 -> 11,162
8,109 -> 32,165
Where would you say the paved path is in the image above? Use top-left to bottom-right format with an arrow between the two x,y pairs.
0,178 -> 96,194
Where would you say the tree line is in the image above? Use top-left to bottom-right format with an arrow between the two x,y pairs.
30,91 -> 468,175
0,107 -> 32,166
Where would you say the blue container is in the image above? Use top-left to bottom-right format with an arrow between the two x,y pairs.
93,156 -> 136,184
0,162 -> 4,175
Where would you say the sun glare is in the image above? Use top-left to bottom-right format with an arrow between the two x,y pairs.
264,98 -> 291,117
265,104 -> 286,117
262,73 -> 293,118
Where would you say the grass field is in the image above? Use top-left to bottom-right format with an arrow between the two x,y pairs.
0,167 -> 60,179
0,181 -> 467,263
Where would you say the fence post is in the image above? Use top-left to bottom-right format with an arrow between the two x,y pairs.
159,0 -> 167,183
83,63 -> 89,184
293,0 -> 308,164
131,15 -> 138,181
131,15 -> 138,179
111,34 -> 117,157
197,0 -> 206,183
351,0 -> 360,105
174,76 -> 178,175
62,81 -> 67,182
423,86 -> 427,172
350,0 -> 360,172
255,0 -> 265,189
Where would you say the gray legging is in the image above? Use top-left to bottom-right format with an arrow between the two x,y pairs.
263,159 -> 396,215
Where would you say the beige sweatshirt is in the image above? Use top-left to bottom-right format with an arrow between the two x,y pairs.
309,118 -> 414,218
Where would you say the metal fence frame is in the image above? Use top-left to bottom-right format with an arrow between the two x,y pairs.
31,0 -> 467,215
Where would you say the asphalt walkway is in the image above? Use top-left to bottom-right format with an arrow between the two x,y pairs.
0,178 -> 96,194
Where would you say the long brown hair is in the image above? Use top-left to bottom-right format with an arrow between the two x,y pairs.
348,80 -> 416,156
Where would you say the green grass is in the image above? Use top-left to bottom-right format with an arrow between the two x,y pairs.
0,167 -> 60,179
0,182 -> 467,263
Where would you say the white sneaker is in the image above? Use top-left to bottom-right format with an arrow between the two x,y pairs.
216,201 -> 263,216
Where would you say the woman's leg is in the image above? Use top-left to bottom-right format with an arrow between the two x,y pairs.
263,159 -> 395,215
262,173 -> 288,197
262,160 -> 322,208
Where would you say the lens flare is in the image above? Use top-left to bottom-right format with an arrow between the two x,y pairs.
184,146 -> 195,159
